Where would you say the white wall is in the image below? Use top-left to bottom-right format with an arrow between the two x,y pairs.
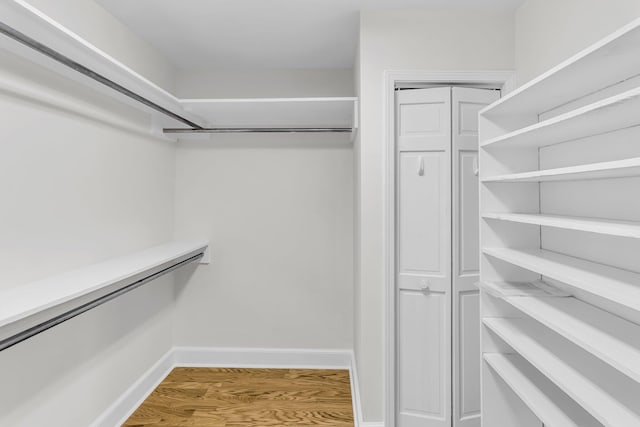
515,0 -> 640,85
172,71 -> 354,352
0,3 -> 177,426
355,9 -> 515,422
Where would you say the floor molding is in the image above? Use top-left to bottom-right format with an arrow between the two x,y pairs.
90,346 -> 379,427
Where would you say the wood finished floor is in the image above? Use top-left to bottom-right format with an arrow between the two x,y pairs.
122,368 -> 354,426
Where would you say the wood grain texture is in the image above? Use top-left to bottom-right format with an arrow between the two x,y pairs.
122,368 -> 354,426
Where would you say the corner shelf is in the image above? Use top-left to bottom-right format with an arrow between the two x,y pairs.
484,353 -> 601,427
482,157 -> 640,183
481,87 -> 640,149
0,240 -> 208,347
485,317 -> 640,426
483,212 -> 640,238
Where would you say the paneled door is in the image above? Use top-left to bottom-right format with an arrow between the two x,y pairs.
451,87 -> 499,427
396,87 -> 452,427
395,87 -> 499,427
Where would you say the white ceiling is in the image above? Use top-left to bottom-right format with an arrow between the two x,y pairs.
96,0 -> 523,70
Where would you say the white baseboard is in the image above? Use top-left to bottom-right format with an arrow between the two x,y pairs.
90,348 -> 175,427
91,346 -> 377,427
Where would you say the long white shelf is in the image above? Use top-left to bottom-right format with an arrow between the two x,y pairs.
179,97 -> 358,130
481,87 -> 640,149
483,247 -> 640,315
483,213 -> 640,239
0,0 -> 203,129
480,17 -> 640,117
484,353 -> 601,427
0,240 -> 208,342
484,317 -> 640,426
482,157 -> 640,183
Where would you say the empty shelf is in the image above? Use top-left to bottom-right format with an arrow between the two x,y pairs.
483,247 -> 640,315
482,157 -> 640,182
480,17 -> 640,117
481,87 -> 640,149
500,294 -> 640,383
484,317 -> 640,426
0,240 -> 208,342
483,213 -> 640,238
484,353 -> 601,427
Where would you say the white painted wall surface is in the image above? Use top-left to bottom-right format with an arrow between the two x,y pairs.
0,3 -> 177,425
173,134 -> 354,350
24,0 -> 176,90
355,9 -> 515,422
515,0 -> 640,85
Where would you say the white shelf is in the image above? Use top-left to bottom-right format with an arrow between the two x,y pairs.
0,240 -> 208,341
481,87 -> 640,149
179,97 -> 358,130
484,317 -> 640,426
483,213 -> 640,239
484,353 -> 601,427
497,293 -> 640,383
480,17 -> 640,117
483,247 -> 640,315
482,157 -> 640,183
0,0 -> 203,129
480,280 -> 570,298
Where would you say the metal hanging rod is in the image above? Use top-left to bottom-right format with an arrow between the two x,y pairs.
0,252 -> 203,353
0,21 -> 203,130
163,127 -> 353,134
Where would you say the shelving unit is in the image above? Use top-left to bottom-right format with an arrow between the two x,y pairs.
480,16 -> 640,427
0,240 -> 208,351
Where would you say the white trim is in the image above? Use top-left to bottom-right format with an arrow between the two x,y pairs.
90,349 -> 176,427
382,70 -> 514,427
179,97 -> 358,103
90,347 -> 365,427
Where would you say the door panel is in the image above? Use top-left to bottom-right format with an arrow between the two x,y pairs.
398,290 -> 449,427
452,87 -> 500,427
396,87 -> 451,427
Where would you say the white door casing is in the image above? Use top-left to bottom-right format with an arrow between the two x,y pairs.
395,86 -> 499,427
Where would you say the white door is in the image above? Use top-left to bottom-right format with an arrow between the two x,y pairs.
395,86 -> 499,427
451,87 -> 499,427
396,87 -> 452,427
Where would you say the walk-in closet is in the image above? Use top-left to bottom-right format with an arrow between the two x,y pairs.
0,1 -> 639,426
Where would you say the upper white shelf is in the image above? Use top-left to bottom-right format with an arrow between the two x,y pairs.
482,157 -> 640,183
179,97 -> 358,130
481,87 -> 640,149
484,353 -> 601,427
481,16 -> 640,117
483,212 -> 640,239
485,317 -> 640,426
0,240 -> 207,342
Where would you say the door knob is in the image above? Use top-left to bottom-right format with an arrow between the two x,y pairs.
419,280 -> 430,292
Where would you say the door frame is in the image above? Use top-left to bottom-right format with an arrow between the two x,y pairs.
383,70 -> 515,427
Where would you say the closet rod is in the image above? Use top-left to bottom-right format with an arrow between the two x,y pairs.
0,252 -> 203,353
0,21 -> 203,130
163,127 -> 353,134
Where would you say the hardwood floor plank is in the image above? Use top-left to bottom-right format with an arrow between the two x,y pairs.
123,368 -> 354,427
